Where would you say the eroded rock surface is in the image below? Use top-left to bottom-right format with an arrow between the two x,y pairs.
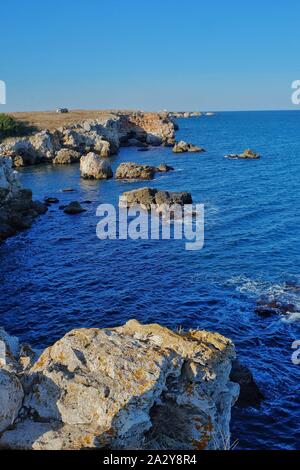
0,158 -> 47,242
0,320 -> 239,450
115,162 -> 156,180
119,187 -> 192,211
80,152 -> 113,180
173,141 -> 205,153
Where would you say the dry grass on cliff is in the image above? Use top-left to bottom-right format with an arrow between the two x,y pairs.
7,109 -> 135,131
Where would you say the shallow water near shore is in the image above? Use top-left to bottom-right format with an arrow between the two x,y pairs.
1,111 -> 300,449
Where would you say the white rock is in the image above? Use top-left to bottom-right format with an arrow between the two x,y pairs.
0,369 -> 24,433
0,320 -> 239,450
80,152 -> 113,179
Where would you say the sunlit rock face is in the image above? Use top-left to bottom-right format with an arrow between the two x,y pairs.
0,320 -> 239,450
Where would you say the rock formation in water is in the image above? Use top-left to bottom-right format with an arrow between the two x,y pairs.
116,163 -> 174,180
0,112 -> 177,167
225,149 -> 260,160
115,162 -> 156,180
173,141 -> 205,153
0,157 -> 47,242
80,152 -> 113,179
119,187 -> 192,211
0,320 -> 239,450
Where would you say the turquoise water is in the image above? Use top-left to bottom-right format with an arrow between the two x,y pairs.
0,111 -> 300,449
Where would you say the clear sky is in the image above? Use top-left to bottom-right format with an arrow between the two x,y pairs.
1,0 -> 300,112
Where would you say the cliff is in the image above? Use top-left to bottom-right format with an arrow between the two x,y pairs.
0,320 -> 239,450
0,158 -> 47,242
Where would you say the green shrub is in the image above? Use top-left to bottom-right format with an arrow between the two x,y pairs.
0,114 -> 31,141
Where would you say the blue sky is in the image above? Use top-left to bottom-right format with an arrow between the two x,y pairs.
1,0 -> 300,111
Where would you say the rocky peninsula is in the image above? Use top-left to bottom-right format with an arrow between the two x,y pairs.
0,320 -> 239,450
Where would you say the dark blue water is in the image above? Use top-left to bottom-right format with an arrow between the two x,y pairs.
1,111 -> 300,449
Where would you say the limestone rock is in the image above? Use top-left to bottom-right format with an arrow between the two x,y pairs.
0,158 -> 47,242
53,149 -> 81,164
0,369 -> 24,433
115,162 -> 156,180
0,320 -> 238,450
80,152 -> 113,180
119,187 -> 192,211
173,141 -> 205,153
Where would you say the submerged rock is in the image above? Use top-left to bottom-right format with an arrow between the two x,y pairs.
80,152 -> 113,180
119,187 -> 192,211
230,360 -> 264,408
63,201 -> 86,215
255,298 -> 296,317
0,320 -> 239,450
173,141 -> 205,153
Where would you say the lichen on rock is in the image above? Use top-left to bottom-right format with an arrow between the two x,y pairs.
0,320 -> 239,450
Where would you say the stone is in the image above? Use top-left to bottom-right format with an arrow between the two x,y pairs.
173,141 -> 205,153
119,187 -> 192,211
80,152 -> 113,180
0,158 -> 47,242
115,162 -> 156,180
53,149 -> 81,164
63,202 -> 86,215
230,360 -> 264,408
0,369 -> 24,433
0,320 -> 239,450
225,149 -> 260,160
44,197 -> 59,204
255,298 -> 296,318
156,163 -> 174,172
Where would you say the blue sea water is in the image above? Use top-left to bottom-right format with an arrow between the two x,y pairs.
1,111 -> 300,449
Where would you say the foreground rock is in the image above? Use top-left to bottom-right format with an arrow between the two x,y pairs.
0,320 -> 239,450
80,152 -> 113,179
119,187 -> 192,211
230,360 -> 264,408
225,149 -> 260,160
173,141 -> 205,153
0,158 -> 47,242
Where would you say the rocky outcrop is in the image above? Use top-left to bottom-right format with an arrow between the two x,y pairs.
156,163 -> 174,172
0,320 -> 239,450
173,141 -> 205,153
80,152 -> 113,180
53,149 -> 81,164
225,149 -> 260,160
119,187 -> 192,211
168,112 -> 202,119
0,112 -> 177,166
115,163 -> 156,180
0,158 -> 47,242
